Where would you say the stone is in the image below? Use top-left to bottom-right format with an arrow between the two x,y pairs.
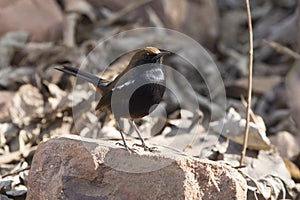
269,131 -> 300,159
27,136 -> 247,200
0,0 -> 63,42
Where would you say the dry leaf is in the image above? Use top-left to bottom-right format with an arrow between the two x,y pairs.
9,84 -> 44,126
0,123 -> 18,147
0,32 -> 28,68
226,76 -> 282,98
0,66 -> 35,89
223,149 -> 297,199
210,107 -> 272,150
284,159 -> 300,181
0,91 -> 15,122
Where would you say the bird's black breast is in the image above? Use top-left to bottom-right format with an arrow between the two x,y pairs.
109,66 -> 166,119
129,83 -> 165,119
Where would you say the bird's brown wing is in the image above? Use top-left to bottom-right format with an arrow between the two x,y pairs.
95,90 -> 112,110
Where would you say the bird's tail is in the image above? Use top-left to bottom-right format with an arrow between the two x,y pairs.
55,65 -> 109,94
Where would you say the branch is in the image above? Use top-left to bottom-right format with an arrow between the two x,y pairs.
97,0 -> 153,26
263,39 -> 300,60
240,0 -> 253,165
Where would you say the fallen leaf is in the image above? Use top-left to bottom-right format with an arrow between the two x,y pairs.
210,107 -> 272,150
9,84 -> 44,126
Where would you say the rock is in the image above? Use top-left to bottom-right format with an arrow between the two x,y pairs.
269,131 -> 300,159
0,0 -> 63,42
27,136 -> 247,200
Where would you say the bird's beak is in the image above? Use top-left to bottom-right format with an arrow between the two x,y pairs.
152,51 -> 170,61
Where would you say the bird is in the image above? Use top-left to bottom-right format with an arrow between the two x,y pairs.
55,47 -> 169,152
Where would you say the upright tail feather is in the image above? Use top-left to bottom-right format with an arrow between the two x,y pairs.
55,65 -> 109,94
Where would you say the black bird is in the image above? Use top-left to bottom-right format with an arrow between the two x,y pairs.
55,47 -> 169,152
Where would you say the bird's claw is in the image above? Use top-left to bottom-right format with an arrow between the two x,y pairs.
132,143 -> 159,152
116,142 -> 137,153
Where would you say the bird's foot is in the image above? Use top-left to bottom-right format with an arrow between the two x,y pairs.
116,142 -> 137,153
132,143 -> 159,152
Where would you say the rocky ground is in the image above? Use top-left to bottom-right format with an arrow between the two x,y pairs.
0,0 -> 300,199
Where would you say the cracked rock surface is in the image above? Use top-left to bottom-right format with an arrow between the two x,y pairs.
27,136 -> 247,200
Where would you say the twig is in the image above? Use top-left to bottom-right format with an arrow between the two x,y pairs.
146,7 -> 164,27
63,12 -> 79,47
241,95 -> 258,124
1,166 -> 31,178
0,151 -> 22,165
263,39 -> 300,60
0,146 -> 37,165
97,0 -> 153,26
240,0 -> 253,165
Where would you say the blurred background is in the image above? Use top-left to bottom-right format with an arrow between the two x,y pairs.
0,0 -> 299,199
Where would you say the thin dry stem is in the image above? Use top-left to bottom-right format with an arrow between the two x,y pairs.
97,0 -> 152,26
263,39 -> 300,60
63,12 -> 79,47
240,0 -> 253,165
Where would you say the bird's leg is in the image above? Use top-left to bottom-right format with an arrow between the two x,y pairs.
129,120 -> 159,152
115,121 -> 136,153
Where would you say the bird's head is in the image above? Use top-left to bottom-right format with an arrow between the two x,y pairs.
129,47 -> 170,67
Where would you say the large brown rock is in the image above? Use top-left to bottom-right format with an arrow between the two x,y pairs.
27,136 -> 247,200
0,0 -> 63,42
